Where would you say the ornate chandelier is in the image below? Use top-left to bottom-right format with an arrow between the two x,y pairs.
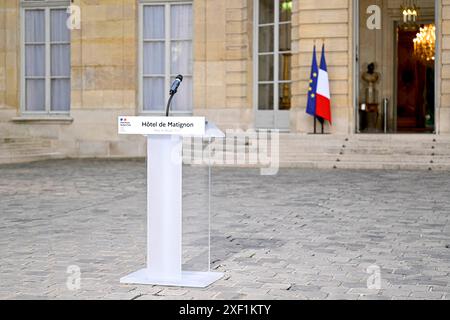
400,0 -> 419,31
281,0 -> 292,12
413,24 -> 436,65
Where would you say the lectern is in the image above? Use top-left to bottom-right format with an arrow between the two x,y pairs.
118,116 -> 224,288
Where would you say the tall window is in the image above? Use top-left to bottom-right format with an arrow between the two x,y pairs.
22,2 -> 71,113
256,0 -> 292,111
140,2 -> 193,113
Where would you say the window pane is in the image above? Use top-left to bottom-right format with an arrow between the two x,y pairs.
51,79 -> 70,111
279,23 -> 291,51
258,55 -> 274,81
143,42 -> 165,74
259,0 -> 274,25
279,53 -> 291,81
258,83 -> 274,110
258,25 -> 274,53
171,41 -> 192,75
279,83 -> 291,110
143,77 -> 165,111
170,76 -> 192,112
171,4 -> 192,39
51,44 -> 70,77
279,0 -> 292,22
51,9 -> 70,42
25,44 -> 45,77
143,6 -> 165,39
25,10 -> 45,43
26,79 -> 45,111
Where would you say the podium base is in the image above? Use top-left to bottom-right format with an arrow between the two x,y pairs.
120,269 -> 224,288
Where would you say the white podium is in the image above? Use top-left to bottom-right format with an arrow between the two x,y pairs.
118,116 -> 224,288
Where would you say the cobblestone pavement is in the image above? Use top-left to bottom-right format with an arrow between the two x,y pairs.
0,159 -> 449,300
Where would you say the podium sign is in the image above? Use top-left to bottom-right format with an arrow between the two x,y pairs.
118,116 -> 205,136
118,116 -> 224,288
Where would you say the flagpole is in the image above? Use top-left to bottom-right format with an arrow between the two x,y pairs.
313,39 -> 317,135
314,117 -> 317,134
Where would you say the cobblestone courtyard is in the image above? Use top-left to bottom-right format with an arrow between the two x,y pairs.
0,159 -> 449,300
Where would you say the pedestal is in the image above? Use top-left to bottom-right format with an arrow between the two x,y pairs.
120,134 -> 223,288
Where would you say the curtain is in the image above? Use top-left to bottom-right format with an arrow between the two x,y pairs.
25,10 -> 45,111
171,4 -> 192,39
143,6 -> 164,40
144,42 -> 164,75
51,9 -> 70,42
171,76 -> 192,112
25,9 -> 45,43
142,4 -> 193,112
51,79 -> 70,111
143,78 -> 165,111
26,79 -> 45,111
24,8 -> 71,112
143,6 -> 165,111
51,9 -> 70,111
170,4 -> 192,111
171,41 -> 192,75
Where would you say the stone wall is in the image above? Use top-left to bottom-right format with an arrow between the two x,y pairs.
0,0 -> 5,109
0,0 -> 145,157
1,0 -> 450,161
440,0 -> 450,133
0,0 -> 19,112
193,0 -> 253,129
291,0 -> 352,134
64,0 -> 142,157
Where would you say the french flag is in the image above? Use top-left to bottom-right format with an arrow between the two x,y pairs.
315,44 -> 332,124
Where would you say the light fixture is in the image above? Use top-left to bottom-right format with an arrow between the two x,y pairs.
413,24 -> 436,65
400,0 -> 419,31
281,0 -> 292,12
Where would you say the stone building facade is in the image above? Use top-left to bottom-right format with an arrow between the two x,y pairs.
0,0 -> 449,158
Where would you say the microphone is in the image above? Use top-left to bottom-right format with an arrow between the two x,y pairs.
166,74 -> 183,116
170,74 -> 183,95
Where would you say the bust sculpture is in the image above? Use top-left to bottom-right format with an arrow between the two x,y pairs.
362,63 -> 380,105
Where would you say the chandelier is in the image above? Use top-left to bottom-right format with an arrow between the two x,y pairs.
400,0 -> 419,31
413,24 -> 436,65
281,0 -> 292,12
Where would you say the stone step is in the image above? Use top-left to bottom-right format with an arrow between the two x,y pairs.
0,137 -> 63,165
0,152 -> 64,165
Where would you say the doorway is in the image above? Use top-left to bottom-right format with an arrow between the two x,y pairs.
254,0 -> 292,130
354,0 -> 437,133
396,25 -> 435,132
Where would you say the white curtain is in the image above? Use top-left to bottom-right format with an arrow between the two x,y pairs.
26,79 -> 45,111
143,5 -> 164,40
170,4 -> 192,111
50,9 -> 70,42
50,9 -> 70,111
25,9 -> 45,43
171,76 -> 192,112
171,41 -> 192,75
24,8 -> 70,112
171,4 -> 192,39
51,79 -> 70,111
143,6 -> 165,111
143,42 -> 164,75
142,4 -> 192,112
143,78 -> 165,110
25,10 -> 45,111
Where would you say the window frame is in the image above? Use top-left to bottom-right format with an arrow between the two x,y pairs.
138,1 -> 194,115
253,0 -> 293,112
20,1 -> 71,115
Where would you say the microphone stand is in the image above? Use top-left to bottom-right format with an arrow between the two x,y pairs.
165,92 -> 175,117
